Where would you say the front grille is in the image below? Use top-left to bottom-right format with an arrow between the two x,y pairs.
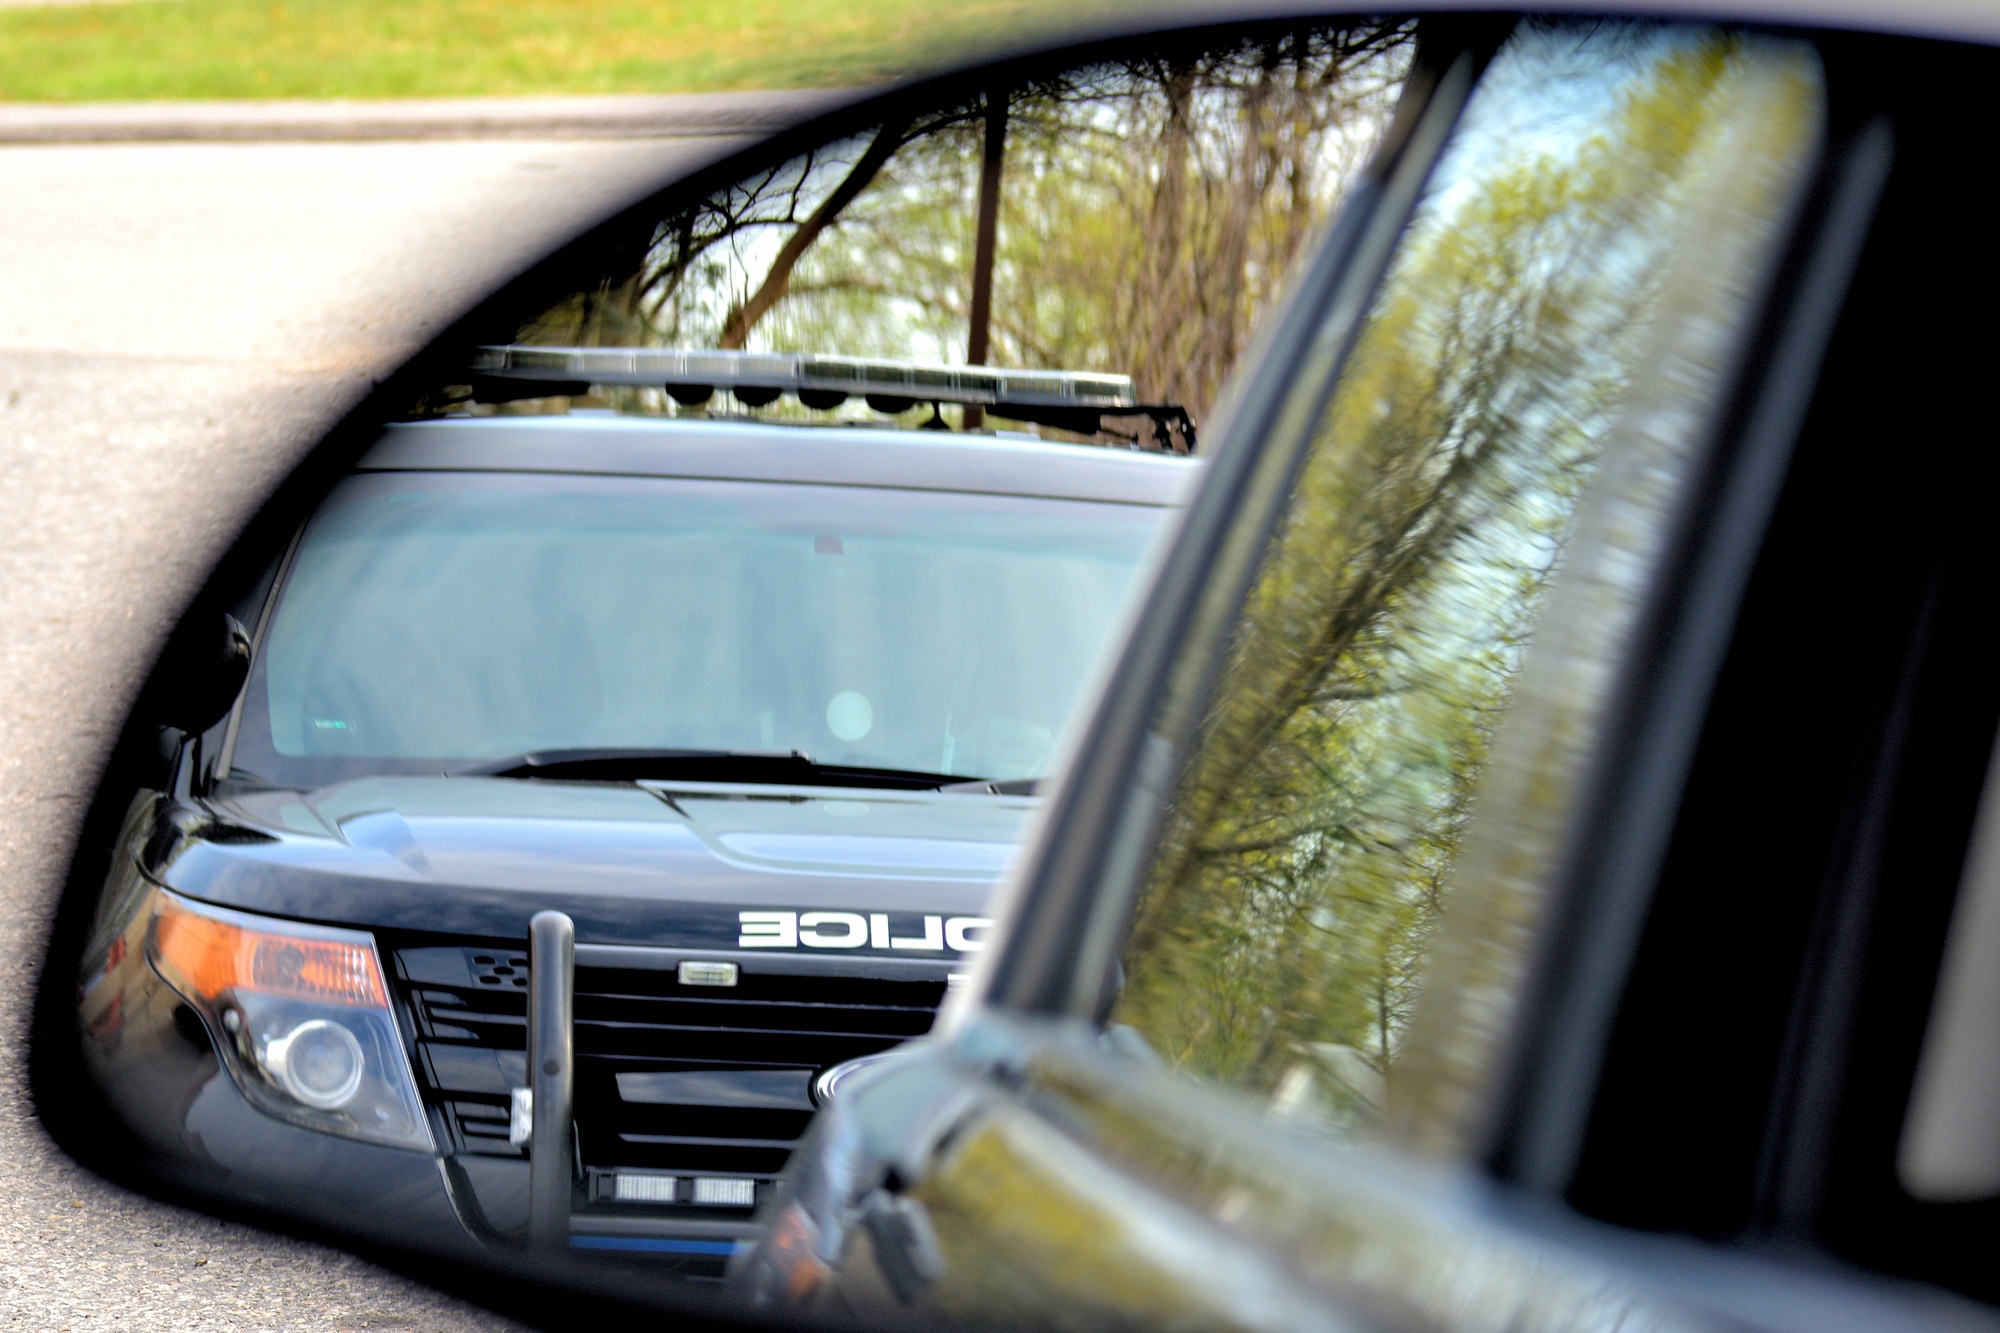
394,945 -> 947,1207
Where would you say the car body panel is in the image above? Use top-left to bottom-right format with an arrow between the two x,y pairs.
159,778 -> 1023,944
360,417 -> 1201,507
752,1013 -> 2000,1332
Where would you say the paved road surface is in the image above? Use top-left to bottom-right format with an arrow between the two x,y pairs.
0,119 -> 767,1331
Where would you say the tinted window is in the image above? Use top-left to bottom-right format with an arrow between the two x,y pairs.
1107,22 -> 1821,1143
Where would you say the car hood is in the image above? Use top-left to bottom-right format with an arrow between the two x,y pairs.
152,776 -> 1030,950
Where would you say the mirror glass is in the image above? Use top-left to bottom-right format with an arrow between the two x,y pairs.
57,15 -> 1419,1314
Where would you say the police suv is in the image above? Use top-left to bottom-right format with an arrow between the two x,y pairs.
72,349 -> 1194,1277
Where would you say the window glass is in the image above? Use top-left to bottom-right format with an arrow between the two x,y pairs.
1108,21 -> 1822,1145
232,472 -> 1168,789
469,22 -> 1416,447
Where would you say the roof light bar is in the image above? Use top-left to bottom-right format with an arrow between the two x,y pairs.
466,345 -> 1197,451
472,345 -> 1137,410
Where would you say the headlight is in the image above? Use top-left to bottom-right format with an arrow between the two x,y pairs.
147,888 -> 432,1152
266,1019 -> 366,1109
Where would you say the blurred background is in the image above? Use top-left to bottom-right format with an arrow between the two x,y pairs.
0,0 -> 1115,100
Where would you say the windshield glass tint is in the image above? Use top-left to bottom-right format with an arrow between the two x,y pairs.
231,471 -> 1166,787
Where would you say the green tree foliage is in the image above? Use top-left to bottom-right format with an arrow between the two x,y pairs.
517,22 -> 1413,431
1110,30 -> 1777,1121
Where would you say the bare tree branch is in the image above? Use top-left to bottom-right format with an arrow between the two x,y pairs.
718,120 -> 912,349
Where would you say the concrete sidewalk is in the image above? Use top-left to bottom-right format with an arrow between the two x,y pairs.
0,88 -> 860,142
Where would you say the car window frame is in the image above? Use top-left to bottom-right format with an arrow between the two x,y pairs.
1485,97 -> 1890,1194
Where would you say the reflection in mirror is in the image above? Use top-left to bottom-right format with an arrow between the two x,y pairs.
53,17 -> 1423,1313
1110,21 -> 1821,1143
479,22 -> 1415,447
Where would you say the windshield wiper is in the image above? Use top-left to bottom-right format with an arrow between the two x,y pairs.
937,776 -> 1041,796
456,748 -> 981,791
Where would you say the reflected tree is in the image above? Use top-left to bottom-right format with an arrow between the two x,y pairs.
517,22 -> 1414,432
1110,31 -> 1788,1119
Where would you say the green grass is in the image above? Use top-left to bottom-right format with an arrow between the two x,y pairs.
0,0 -> 1111,101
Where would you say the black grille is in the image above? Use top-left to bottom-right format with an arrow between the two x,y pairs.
394,945 -> 945,1198
469,951 -> 530,989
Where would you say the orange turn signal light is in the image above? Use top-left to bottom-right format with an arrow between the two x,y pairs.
152,893 -> 386,1008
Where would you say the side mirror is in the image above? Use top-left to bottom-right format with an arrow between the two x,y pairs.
46,13 -> 1421,1321
155,610 -> 251,736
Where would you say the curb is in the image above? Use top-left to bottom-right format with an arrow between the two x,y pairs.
0,89 -> 863,143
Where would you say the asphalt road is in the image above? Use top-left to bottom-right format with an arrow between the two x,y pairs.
0,113 -> 782,1331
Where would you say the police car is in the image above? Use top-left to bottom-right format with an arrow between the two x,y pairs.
72,348 -> 1195,1277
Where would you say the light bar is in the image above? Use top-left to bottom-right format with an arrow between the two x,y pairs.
471,345 -> 1136,411
691,1176 -> 758,1207
613,1173 -> 678,1204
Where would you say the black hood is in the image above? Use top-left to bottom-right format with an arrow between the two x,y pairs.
153,775 -> 1029,952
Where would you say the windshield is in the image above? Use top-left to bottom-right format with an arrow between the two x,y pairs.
229,470 -> 1169,789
